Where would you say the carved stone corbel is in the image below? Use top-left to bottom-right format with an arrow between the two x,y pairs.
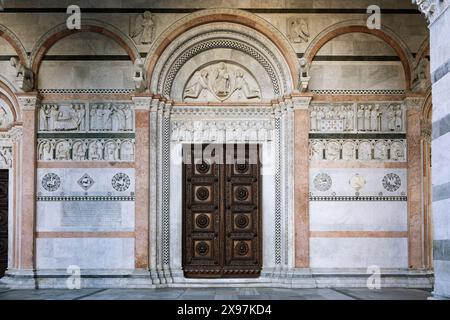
10,57 -> 34,92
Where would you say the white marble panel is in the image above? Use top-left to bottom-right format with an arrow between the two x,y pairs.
310,201 -> 407,232
37,168 -> 135,196
309,168 -> 407,196
38,61 -> 134,89
310,238 -> 408,268
37,201 -> 135,232
36,238 -> 135,269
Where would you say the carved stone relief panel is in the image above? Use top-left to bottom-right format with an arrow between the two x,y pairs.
0,106 -> 13,129
0,146 -> 12,169
287,17 -> 310,43
309,139 -> 407,162
38,103 -> 134,132
37,139 -> 135,162
183,62 -> 261,102
310,103 -> 405,133
171,119 -> 274,143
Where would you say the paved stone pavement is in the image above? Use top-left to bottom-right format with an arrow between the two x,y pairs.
0,287 -> 432,300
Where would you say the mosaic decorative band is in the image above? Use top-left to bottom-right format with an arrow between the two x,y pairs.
37,195 -> 135,202
38,89 -> 134,94
310,195 -> 407,201
311,89 -> 405,95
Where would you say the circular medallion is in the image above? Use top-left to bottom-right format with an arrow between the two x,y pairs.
235,241 -> 249,256
382,173 -> 402,192
196,214 -> 210,229
313,173 -> 332,192
349,174 -> 366,192
235,214 -> 249,229
112,173 -> 131,192
235,187 -> 249,201
196,187 -> 210,201
235,161 -> 249,173
41,173 -> 61,192
196,241 -> 209,256
196,161 -> 210,174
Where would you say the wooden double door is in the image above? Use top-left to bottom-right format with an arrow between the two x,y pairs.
182,144 -> 262,278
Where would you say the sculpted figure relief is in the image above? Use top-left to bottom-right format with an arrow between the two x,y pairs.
183,62 -> 260,102
311,103 -> 404,133
288,17 -> 310,43
130,11 -> 155,44
37,139 -> 135,162
39,103 -> 133,132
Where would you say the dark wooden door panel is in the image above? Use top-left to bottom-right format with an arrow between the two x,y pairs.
0,170 -> 8,278
183,144 -> 261,278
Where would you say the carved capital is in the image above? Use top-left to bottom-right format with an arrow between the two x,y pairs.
292,96 -> 312,110
404,96 -> 425,111
17,94 -> 40,111
132,96 -> 152,111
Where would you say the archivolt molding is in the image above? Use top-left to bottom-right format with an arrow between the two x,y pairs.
0,77 -> 20,122
150,22 -> 293,100
304,19 -> 414,89
0,24 -> 29,66
146,9 -> 298,96
29,19 -> 140,78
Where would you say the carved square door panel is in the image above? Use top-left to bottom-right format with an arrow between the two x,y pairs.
183,144 -> 261,278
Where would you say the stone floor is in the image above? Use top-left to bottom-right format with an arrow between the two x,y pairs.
0,287 -> 432,300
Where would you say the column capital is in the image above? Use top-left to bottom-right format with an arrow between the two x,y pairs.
16,93 -> 41,111
131,95 -> 153,111
291,94 -> 313,110
404,95 -> 426,112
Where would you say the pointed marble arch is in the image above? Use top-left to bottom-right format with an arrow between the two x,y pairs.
145,8 -> 299,96
29,19 -> 140,86
0,24 -> 28,66
304,20 -> 414,90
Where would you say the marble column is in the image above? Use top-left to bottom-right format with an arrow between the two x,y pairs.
415,0 -> 450,299
405,96 -> 425,269
15,94 -> 39,272
132,96 -> 151,269
293,94 -> 312,268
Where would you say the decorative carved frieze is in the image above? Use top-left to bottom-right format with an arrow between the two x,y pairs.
37,138 -> 135,162
310,103 -> 405,133
171,119 -> 274,143
183,62 -> 261,102
309,139 -> 407,161
38,103 -> 134,132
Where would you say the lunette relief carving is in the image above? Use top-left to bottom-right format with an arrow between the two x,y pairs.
183,62 -> 261,102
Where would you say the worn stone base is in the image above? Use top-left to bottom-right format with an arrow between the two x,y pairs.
0,268 -> 433,289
